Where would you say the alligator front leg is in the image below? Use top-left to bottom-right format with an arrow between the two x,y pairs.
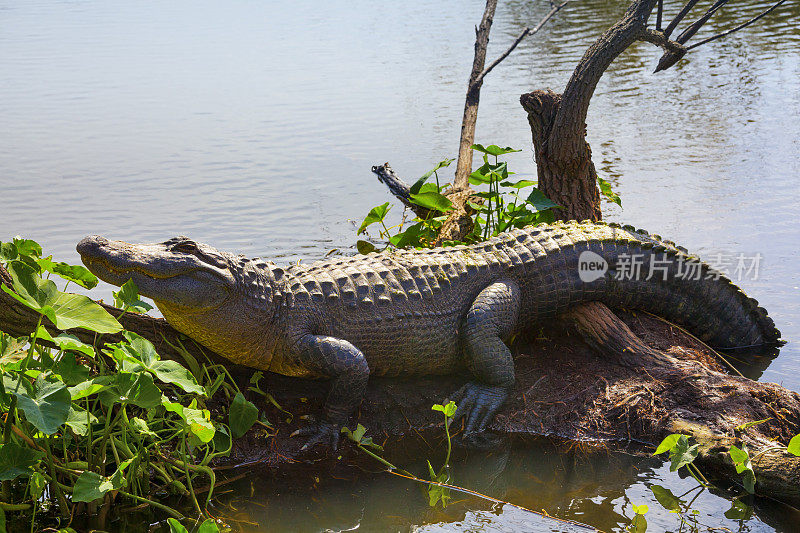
289,334 -> 370,450
452,280 -> 520,437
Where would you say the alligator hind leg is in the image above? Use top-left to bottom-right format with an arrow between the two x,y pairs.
452,279 -> 520,436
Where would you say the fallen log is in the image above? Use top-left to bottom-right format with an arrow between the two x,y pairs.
2,265 -> 799,503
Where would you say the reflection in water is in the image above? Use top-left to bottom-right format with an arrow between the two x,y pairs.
218,440 -> 797,532
1,0 -> 799,531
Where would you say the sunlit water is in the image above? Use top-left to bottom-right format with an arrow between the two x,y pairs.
1,0 -> 798,531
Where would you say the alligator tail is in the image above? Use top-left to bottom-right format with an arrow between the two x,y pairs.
590,222 -> 782,349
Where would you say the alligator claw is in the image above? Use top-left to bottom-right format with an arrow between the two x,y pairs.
291,421 -> 340,451
449,382 -> 508,437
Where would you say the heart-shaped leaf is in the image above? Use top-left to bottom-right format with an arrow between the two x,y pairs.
471,144 -> 520,156
0,441 -> 44,481
358,203 -> 391,235
13,377 -> 71,435
229,392 -> 258,439
37,256 -> 98,289
410,192 -> 453,213
113,279 -> 153,314
72,459 -> 132,502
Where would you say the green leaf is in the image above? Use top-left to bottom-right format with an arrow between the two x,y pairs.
650,485 -> 682,511
112,279 -> 153,314
13,376 -> 71,435
468,170 -> 492,185
632,503 -> 649,515
12,238 -> 42,258
35,327 -> 95,358
409,192 -> 453,213
668,435 -> 699,472
0,241 -> 18,262
164,399 -> 215,443
229,392 -> 259,439
597,176 -> 621,207
101,372 -> 161,409
37,256 -> 98,289
197,519 -> 221,533
525,188 -> 560,212
653,434 -> 681,455
116,333 -> 204,395
65,405 -> 99,436
0,441 -> 44,481
388,223 -> 423,249
630,513 -> 647,533
130,417 -> 158,440
787,433 -> 800,456
729,445 -> 751,474
54,352 -> 90,386
432,401 -> 457,418
471,144 -> 520,156
0,333 -> 27,367
48,292 -> 122,334
410,158 -> 454,194
724,500 -> 753,520
356,240 -> 377,255
68,377 -> 110,401
3,260 -> 58,310
167,518 -> 189,533
500,179 -> 537,189
735,418 -> 771,432
28,471 -> 47,499
72,459 -> 132,502
416,182 -> 442,194
357,202 -> 391,235
742,469 -> 756,494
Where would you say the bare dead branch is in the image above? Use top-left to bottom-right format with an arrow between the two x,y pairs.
663,0 -> 701,38
639,28 -> 688,72
473,0 -> 571,87
656,0 -> 664,30
453,0 -> 498,192
370,163 -> 433,219
686,0 -> 788,50
675,0 -> 729,44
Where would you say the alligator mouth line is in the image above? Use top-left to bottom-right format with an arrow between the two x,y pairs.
86,257 -> 199,280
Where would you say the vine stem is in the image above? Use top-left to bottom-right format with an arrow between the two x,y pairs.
117,490 -> 184,520
181,431 -> 204,517
43,436 -> 70,518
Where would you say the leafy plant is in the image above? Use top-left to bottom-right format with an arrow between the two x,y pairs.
0,238 -> 260,530
357,145 -> 559,252
426,400 -> 457,508
628,503 -> 648,532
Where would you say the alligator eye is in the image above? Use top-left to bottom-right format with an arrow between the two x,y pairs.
173,241 -> 198,254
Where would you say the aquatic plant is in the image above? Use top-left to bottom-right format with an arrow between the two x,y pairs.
0,237 -> 261,531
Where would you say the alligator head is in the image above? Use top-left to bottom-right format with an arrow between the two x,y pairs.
77,235 -> 283,369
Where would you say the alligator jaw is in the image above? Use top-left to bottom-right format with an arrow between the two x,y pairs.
77,235 -> 233,311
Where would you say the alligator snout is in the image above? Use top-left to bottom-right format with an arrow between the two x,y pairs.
76,235 -> 109,258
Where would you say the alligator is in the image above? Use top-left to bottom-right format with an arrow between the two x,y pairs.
77,221 -> 780,449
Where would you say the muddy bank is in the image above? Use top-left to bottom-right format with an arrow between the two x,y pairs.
226,310 -> 800,503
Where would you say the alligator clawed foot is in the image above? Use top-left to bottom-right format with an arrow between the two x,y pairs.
449,381 -> 508,443
290,420 -> 340,452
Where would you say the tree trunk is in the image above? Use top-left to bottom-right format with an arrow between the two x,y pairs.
521,90 -> 602,222
520,0 -> 663,222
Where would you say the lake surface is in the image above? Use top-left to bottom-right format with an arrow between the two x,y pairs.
1,0 -> 798,531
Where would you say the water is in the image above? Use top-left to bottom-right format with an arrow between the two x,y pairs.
1,0 -> 798,530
